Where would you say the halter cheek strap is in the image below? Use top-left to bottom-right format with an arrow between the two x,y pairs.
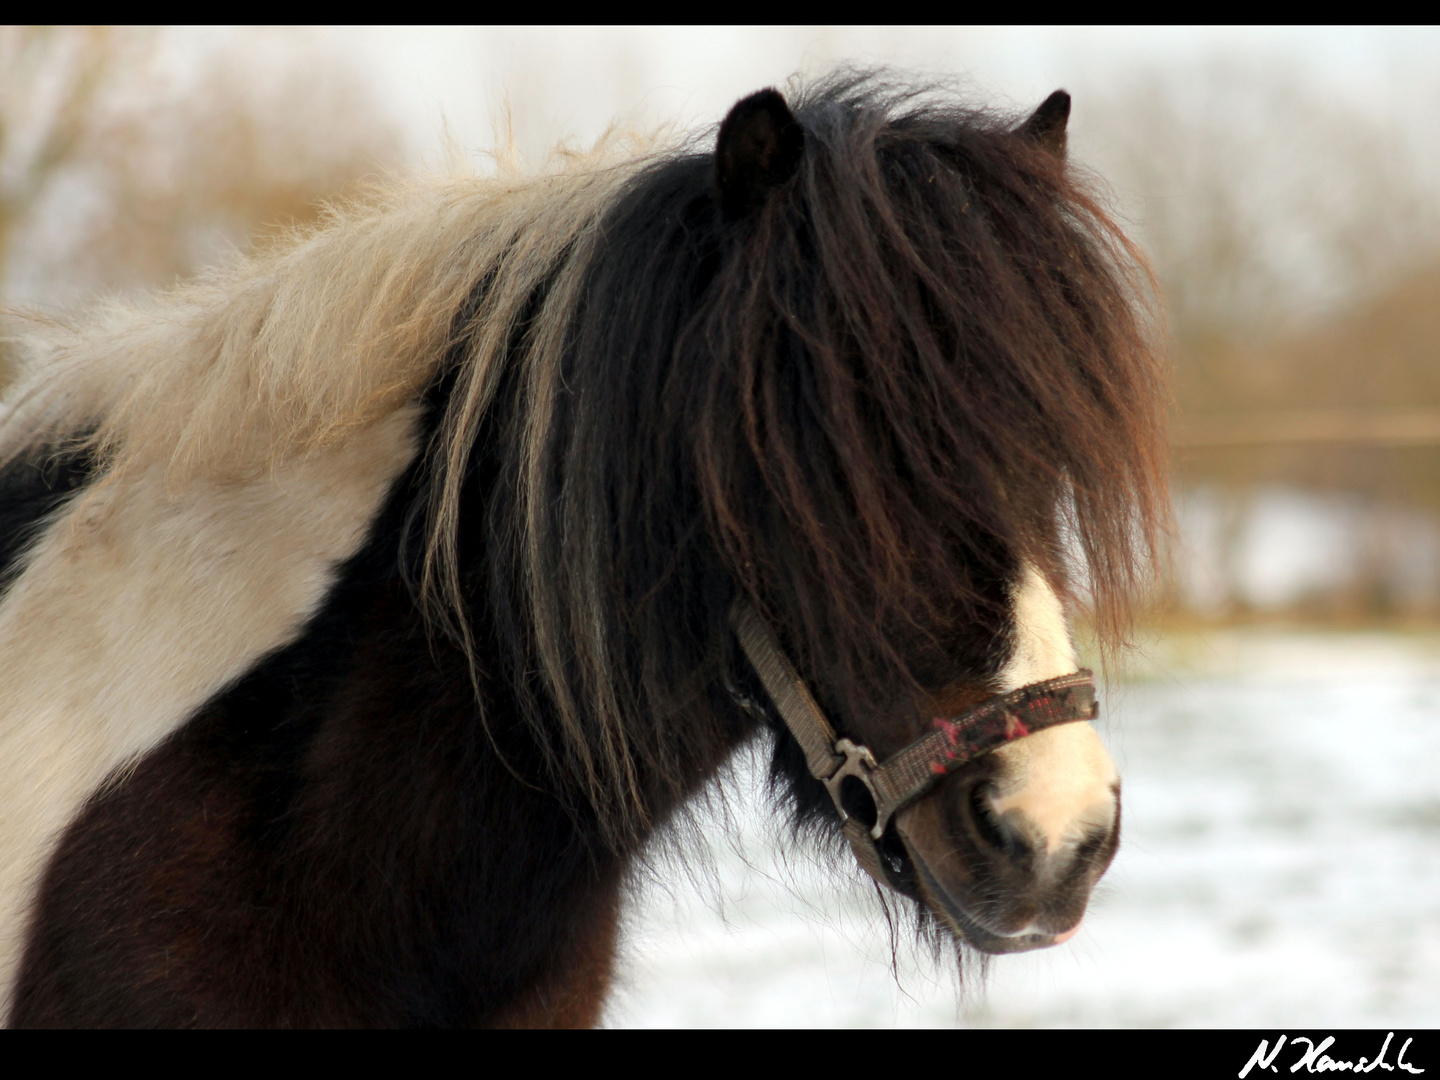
729,601 -> 1099,897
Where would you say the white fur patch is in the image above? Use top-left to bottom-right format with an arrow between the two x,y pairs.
0,405 -> 422,1013
996,563 -> 1078,693
989,564 -> 1118,855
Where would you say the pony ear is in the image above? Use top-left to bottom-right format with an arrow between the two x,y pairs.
715,88 -> 805,220
1020,89 -> 1070,157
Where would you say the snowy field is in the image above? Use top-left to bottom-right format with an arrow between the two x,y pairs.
604,629 -> 1440,1027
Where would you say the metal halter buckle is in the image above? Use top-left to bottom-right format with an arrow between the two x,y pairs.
822,738 -> 886,839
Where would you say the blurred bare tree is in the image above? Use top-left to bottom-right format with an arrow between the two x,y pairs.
1083,62 -> 1440,618
1086,62 -> 1440,396
1,27 -> 402,322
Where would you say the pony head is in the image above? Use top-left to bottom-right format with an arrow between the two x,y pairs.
441,73 -> 1168,952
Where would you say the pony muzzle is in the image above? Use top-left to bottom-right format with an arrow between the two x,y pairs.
893,735 -> 1121,955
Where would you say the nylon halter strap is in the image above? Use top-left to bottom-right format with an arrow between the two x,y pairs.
729,601 -> 1099,896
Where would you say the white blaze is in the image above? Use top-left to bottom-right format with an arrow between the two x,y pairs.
988,563 -> 1118,857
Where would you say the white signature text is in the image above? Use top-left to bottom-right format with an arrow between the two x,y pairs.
1241,1034 -> 1424,1077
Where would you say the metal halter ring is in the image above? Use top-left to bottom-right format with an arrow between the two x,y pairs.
821,738 -> 889,839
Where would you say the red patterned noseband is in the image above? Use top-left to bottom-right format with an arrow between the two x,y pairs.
729,602 -> 1099,898
923,671 -> 1099,777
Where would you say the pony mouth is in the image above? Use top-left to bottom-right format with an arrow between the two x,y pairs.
908,849 -> 1071,955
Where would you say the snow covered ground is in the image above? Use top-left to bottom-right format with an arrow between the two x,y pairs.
604,629 -> 1440,1027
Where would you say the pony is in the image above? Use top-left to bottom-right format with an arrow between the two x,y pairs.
0,72 -> 1167,1027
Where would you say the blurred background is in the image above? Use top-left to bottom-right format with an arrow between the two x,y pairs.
4,26 -> 1439,1027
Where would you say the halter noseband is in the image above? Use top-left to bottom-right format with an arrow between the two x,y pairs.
729,602 -> 1099,899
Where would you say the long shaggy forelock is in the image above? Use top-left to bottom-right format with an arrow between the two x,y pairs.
695,76 -> 1169,708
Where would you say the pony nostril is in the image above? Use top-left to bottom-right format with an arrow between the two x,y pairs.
1072,828 -> 1107,864
965,782 -> 1014,855
1070,804 -> 1121,872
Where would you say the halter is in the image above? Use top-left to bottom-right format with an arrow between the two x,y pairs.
729,601 -> 1099,899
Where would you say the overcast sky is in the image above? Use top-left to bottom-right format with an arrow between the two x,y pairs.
300,26 -> 1440,168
